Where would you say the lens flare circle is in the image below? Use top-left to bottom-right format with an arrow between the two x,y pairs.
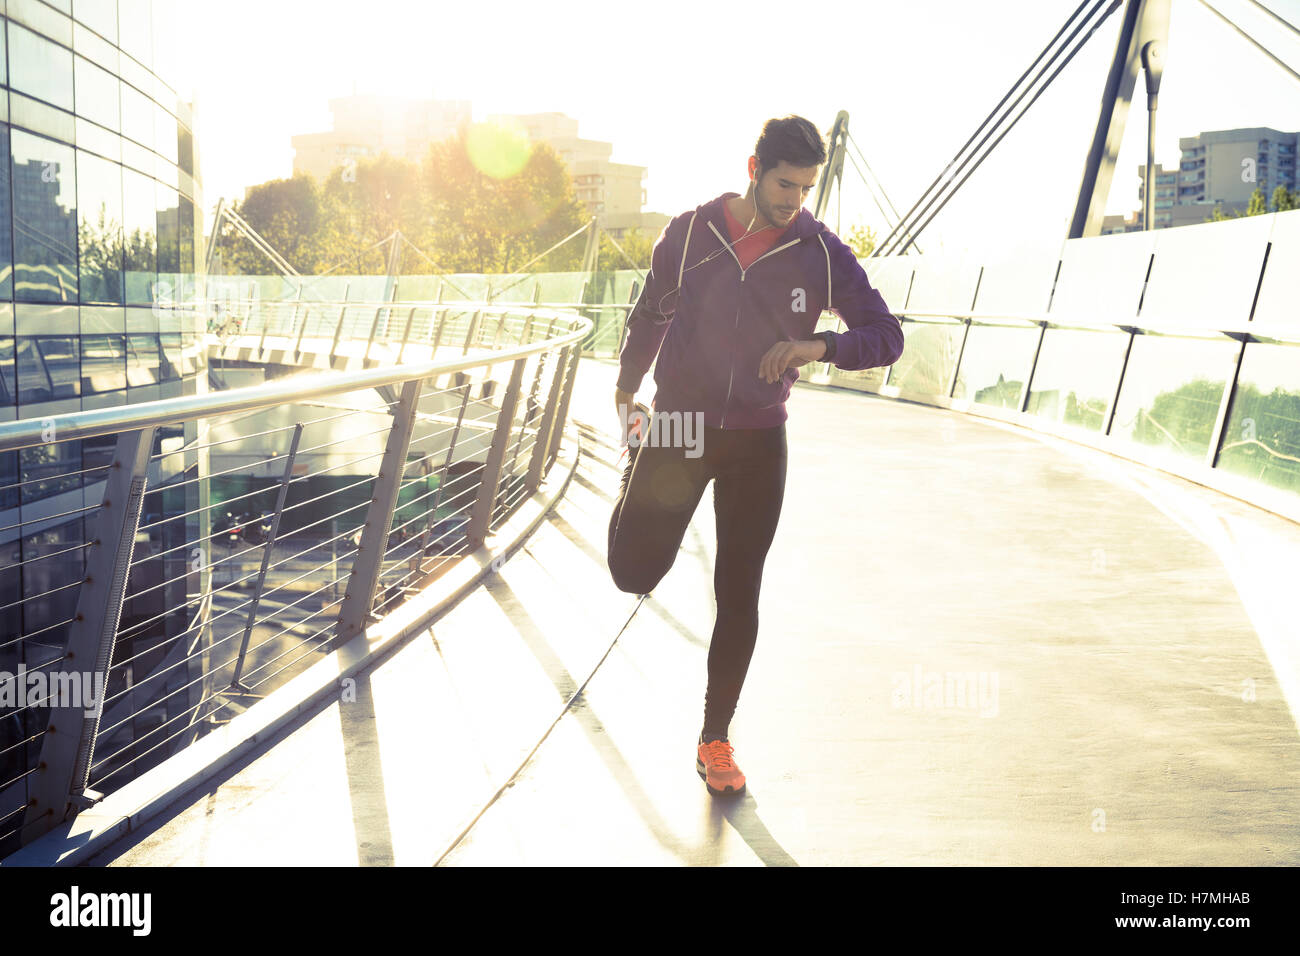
466,120 -> 532,180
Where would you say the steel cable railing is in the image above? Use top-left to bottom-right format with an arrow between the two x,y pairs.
0,297 -> 589,855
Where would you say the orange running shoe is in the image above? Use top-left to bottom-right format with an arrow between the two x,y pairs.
696,737 -> 746,795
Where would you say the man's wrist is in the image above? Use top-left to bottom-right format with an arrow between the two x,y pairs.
814,331 -> 837,363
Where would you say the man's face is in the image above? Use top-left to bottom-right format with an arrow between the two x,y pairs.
752,158 -> 821,228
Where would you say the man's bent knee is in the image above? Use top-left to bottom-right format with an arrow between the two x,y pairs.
607,550 -> 667,595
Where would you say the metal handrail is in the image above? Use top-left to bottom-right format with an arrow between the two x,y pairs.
0,295 -> 590,854
0,306 -> 592,453
898,309 -> 1300,344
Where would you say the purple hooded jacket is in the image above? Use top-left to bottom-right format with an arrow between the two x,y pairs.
616,192 -> 905,429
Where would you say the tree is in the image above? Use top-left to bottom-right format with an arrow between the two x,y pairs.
216,123 -> 590,277
1209,185 -> 1296,222
421,125 -> 587,274
219,173 -> 330,274
1246,186 -> 1269,217
845,223 -> 877,258
598,228 -> 654,270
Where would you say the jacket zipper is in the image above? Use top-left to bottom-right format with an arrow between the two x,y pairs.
707,221 -> 803,429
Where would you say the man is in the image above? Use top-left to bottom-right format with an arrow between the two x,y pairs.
606,115 -> 904,796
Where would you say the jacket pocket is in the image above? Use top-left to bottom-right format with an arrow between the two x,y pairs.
657,304 -> 720,402
730,347 -> 799,410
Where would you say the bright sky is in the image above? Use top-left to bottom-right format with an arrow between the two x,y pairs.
181,0 -> 1300,260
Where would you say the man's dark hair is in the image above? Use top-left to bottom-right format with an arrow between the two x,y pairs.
754,115 -> 827,174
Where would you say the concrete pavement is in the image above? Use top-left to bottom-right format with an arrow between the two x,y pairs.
90,356 -> 1300,865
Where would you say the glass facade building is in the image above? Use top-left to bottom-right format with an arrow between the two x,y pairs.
0,0 -> 205,829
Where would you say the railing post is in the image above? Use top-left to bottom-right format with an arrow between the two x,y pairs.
364,305 -> 384,363
329,303 -> 349,362
1206,338 -> 1247,468
21,425 -> 157,844
428,282 -> 448,354
505,352 -> 548,482
466,357 -> 527,546
462,310 -> 483,355
416,380 -> 473,556
334,379 -> 424,642
545,343 -> 580,467
230,423 -> 304,690
397,307 -> 417,364
490,310 -> 510,349
1018,321 -> 1048,413
527,345 -> 569,491
288,280 -> 304,337
293,304 -> 311,359
1103,330 -> 1137,436
256,300 -> 272,356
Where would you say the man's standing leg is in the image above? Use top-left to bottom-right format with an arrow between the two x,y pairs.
696,424 -> 787,793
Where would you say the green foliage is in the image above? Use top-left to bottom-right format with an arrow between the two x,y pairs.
1133,378 -> 1223,454
844,223 -> 877,258
1207,185 -> 1297,222
216,127 -> 588,276
598,229 -> 654,270
1246,186 -> 1269,217
421,130 -> 586,274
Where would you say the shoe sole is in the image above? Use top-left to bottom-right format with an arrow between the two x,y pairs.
696,758 -> 745,795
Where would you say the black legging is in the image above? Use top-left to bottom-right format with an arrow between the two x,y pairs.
607,421 -> 788,739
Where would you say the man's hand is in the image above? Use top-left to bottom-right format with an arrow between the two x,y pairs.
757,339 -> 827,384
614,387 -> 639,445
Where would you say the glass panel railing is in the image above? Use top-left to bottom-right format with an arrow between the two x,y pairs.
953,324 -> 1041,407
1254,211 -> 1300,327
1110,335 -> 1236,463
1141,214 -> 1271,328
1024,327 -> 1130,431
1218,342 -> 1300,494
887,320 -> 964,395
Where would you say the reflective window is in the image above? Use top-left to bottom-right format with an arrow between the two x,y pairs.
0,448 -> 17,512
16,336 -> 81,404
77,150 -> 125,304
0,125 -> 11,299
11,130 -> 79,304
8,23 -> 74,112
81,333 -> 126,393
0,21 -> 7,87
122,167 -> 156,304
177,124 -> 193,176
0,338 -> 14,406
178,194 -> 194,282
118,0 -> 152,68
120,82 -> 154,150
180,331 -> 198,375
81,432 -> 115,475
75,0 -> 119,43
154,102 -> 178,165
74,55 -> 121,130
127,333 -> 159,386
156,183 -> 179,281
1217,343 -> 1300,495
20,518 -> 85,646
159,332 -> 180,381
